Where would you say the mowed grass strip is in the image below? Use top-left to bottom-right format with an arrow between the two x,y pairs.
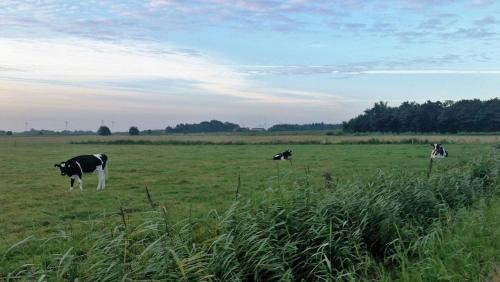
0,141 -> 492,248
1,133 -> 499,145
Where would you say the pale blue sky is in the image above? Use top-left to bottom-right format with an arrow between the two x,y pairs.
1,0 -> 499,131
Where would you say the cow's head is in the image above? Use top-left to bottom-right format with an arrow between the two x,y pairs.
431,143 -> 448,158
284,150 -> 292,157
431,144 -> 440,151
54,162 -> 71,176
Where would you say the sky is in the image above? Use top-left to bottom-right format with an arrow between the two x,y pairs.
0,0 -> 499,131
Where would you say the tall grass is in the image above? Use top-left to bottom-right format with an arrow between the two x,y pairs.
2,156 -> 499,281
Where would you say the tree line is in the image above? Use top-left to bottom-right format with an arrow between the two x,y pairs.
343,98 -> 500,133
268,122 -> 341,132
165,120 -> 246,133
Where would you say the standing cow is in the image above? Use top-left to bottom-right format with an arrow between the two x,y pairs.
54,154 -> 108,191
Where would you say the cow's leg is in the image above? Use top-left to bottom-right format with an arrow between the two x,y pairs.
96,165 -> 103,190
77,176 -> 83,192
100,170 -> 106,190
98,168 -> 106,190
70,177 -> 75,191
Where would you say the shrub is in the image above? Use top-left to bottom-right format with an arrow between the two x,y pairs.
97,126 -> 111,136
129,126 -> 140,136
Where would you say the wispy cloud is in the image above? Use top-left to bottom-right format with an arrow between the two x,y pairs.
237,54 -> 479,76
0,37 -> 351,105
240,66 -> 500,76
474,15 -> 499,25
350,69 -> 500,74
2,1 -> 499,40
441,27 -> 498,39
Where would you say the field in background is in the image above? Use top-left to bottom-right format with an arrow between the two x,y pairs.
0,134 -> 496,248
1,133 -> 499,145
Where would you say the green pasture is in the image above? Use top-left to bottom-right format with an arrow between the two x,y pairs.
0,137 -> 492,248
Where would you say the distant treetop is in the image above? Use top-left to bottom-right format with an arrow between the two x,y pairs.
129,126 -> 140,136
97,126 -> 112,136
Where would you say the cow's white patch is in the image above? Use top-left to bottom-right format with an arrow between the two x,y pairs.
93,154 -> 103,164
75,161 -> 84,175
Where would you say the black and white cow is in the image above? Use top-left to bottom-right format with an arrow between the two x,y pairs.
430,144 -> 448,159
54,154 -> 108,191
273,150 -> 292,160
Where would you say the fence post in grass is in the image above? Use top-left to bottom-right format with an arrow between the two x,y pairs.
235,173 -> 241,201
324,171 -> 333,189
427,158 -> 433,178
305,165 -> 310,186
161,205 -> 169,235
119,206 -> 127,230
145,186 -> 156,209
276,162 -> 280,188
189,203 -> 193,224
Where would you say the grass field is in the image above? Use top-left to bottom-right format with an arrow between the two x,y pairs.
0,134 -> 498,280
0,135 -> 494,245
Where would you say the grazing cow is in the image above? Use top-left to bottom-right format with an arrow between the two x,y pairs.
273,149 -> 292,160
54,154 -> 108,191
430,144 -> 448,159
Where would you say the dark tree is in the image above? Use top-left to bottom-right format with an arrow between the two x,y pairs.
129,126 -> 140,136
343,98 -> 500,133
6,131 -> 13,136
97,126 -> 111,136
